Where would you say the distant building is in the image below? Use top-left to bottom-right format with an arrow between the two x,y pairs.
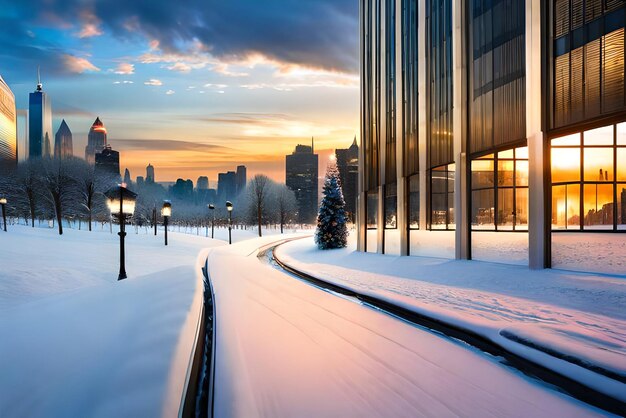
0,75 -> 17,172
54,119 -> 72,159
85,117 -> 107,164
146,163 -> 155,183
171,178 -> 194,200
28,69 -> 52,159
335,137 -> 359,222
218,171 -> 236,203
123,168 -> 132,186
136,176 -> 145,187
197,176 -> 209,190
286,138 -> 318,224
236,165 -> 247,195
95,144 -> 120,177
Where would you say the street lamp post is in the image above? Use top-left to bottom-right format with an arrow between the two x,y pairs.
226,201 -> 233,244
105,185 -> 137,280
153,206 -> 157,236
208,204 -> 215,239
0,197 -> 7,232
162,201 -> 172,246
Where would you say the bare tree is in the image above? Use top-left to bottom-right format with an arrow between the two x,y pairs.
271,183 -> 297,233
13,160 -> 40,227
247,174 -> 271,237
72,159 -> 115,231
38,158 -> 77,235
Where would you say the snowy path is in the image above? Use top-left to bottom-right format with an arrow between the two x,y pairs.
208,237 -> 606,417
275,237 -> 626,404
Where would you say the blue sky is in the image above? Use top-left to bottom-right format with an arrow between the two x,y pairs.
1,0 -> 359,182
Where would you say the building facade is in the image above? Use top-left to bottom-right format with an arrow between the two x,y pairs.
336,137 -> 359,222
85,117 -> 107,164
0,76 -> 17,172
236,165 -> 247,195
218,171 -> 237,203
359,0 -> 625,274
54,119 -> 73,159
146,163 -> 155,183
286,141 -> 319,224
95,144 -> 120,177
28,76 -> 52,159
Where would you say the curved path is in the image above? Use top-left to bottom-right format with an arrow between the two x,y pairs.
206,237 -> 609,417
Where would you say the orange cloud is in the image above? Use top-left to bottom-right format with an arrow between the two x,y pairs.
63,55 -> 100,73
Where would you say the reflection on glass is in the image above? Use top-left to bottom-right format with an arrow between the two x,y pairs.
471,159 -> 494,188
618,123 -> 626,146
516,147 -> 529,159
617,148 -> 626,181
430,164 -> 455,229
497,160 -> 514,186
552,133 -> 580,146
498,149 -> 514,159
584,148 -> 613,181
552,185 -> 580,229
618,186 -> 626,228
385,184 -> 397,229
516,160 -> 529,186
584,125 -> 614,146
367,191 -> 378,229
472,189 -> 494,229
497,188 -> 515,229
551,148 -> 581,182
516,188 -> 529,229
583,184 -> 614,228
408,174 -> 420,229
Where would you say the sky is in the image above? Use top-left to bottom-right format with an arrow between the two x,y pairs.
0,0 -> 359,183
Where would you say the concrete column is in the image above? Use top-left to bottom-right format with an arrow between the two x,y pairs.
526,0 -> 548,269
452,0 -> 469,259
357,0 -> 366,252
417,0 -> 428,232
378,0 -> 387,253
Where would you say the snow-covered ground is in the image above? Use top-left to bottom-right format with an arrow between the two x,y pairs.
275,235 -> 626,403
0,225 -> 223,417
208,236 -> 607,417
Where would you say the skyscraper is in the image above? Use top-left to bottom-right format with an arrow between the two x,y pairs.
217,171 -> 236,203
54,119 -> 73,159
28,69 -> 52,159
95,144 -> 120,177
286,138 -> 318,224
146,163 -> 155,183
85,117 -> 107,164
123,168 -> 132,186
335,137 -> 359,222
197,176 -> 209,190
0,75 -> 17,172
236,165 -> 247,195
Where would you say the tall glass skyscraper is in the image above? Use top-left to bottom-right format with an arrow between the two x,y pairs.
54,119 -> 73,159
0,75 -> 17,172
359,0 -> 625,274
85,117 -> 107,164
28,73 -> 52,159
286,140 -> 319,224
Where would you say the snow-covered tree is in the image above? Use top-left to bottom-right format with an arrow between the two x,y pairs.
315,164 -> 348,249
271,183 -> 297,234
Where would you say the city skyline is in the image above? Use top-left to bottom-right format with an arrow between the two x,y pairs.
2,0 -> 359,182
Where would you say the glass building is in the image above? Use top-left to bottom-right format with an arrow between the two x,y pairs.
359,0 -> 626,274
28,77 -> 52,159
286,141 -> 319,224
0,75 -> 17,172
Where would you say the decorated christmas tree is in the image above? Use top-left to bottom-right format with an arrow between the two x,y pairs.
315,163 -> 348,249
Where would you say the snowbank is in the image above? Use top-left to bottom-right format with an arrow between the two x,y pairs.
0,225 -> 220,417
275,236 -> 626,402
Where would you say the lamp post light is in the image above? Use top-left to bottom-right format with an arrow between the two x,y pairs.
162,200 -> 172,246
0,197 -> 7,232
153,206 -> 157,236
105,185 -> 137,280
226,201 -> 233,244
208,204 -> 215,239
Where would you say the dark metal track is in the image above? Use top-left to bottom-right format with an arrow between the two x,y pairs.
268,246 -> 625,417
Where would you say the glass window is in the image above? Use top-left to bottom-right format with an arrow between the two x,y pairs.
583,184 -> 614,228
430,164 -> 455,230
408,174 -> 420,229
516,147 -> 529,159
618,185 -> 626,228
552,133 -> 580,146
584,148 -> 614,181
552,148 -> 581,182
497,160 -> 515,186
552,184 -> 581,229
472,189 -> 495,229
497,188 -> 515,229
471,159 -> 494,188
384,184 -> 397,229
617,148 -> 626,181
367,191 -> 378,229
516,160 -> 529,186
617,122 -> 626,145
584,125 -> 614,145
516,188 -> 529,229
498,149 -> 514,159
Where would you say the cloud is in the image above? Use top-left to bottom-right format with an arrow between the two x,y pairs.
113,62 -> 134,74
74,10 -> 102,38
63,55 -> 100,73
113,80 -> 134,84
114,139 -> 232,153
144,79 -> 162,86
166,89 -> 175,95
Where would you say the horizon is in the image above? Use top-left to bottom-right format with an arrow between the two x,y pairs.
3,0 -> 359,182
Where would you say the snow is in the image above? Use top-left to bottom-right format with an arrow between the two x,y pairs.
409,229 -> 455,258
552,232 -> 626,275
0,225 -> 220,417
471,231 -> 529,265
208,236 -> 606,417
275,235 -> 626,402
